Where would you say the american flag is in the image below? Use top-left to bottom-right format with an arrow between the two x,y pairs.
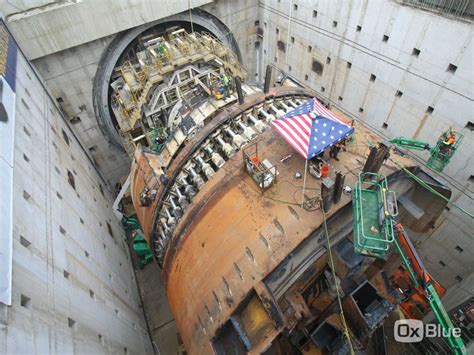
272,98 -> 354,159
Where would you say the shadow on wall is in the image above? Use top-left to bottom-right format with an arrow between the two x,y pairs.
389,167 -> 451,234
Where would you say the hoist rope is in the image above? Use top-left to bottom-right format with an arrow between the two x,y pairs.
188,0 -> 194,33
321,202 -> 356,355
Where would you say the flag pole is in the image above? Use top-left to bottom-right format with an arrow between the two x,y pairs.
302,159 -> 308,207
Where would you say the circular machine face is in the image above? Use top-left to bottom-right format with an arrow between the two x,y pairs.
92,10 -> 243,151
108,28 -> 245,157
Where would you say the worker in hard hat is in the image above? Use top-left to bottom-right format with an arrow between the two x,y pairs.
212,83 -> 224,100
330,139 -> 346,161
439,129 -> 456,156
220,73 -> 230,99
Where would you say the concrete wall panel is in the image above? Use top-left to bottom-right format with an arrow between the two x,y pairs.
5,0 -> 214,59
0,23 -> 153,355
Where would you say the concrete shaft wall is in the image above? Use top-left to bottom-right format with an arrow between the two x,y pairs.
33,35 -> 128,187
4,0 -> 214,60
257,0 -> 473,304
0,38 -> 152,354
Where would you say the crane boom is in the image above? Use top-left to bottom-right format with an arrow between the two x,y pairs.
393,224 -> 467,355
388,129 -> 464,172
389,137 -> 430,151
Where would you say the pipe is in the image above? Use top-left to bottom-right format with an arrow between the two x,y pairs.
263,65 -> 272,93
363,144 -> 390,175
235,77 -> 244,104
333,172 -> 345,204
321,178 -> 335,213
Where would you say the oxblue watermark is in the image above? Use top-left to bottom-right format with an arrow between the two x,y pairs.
394,319 -> 462,343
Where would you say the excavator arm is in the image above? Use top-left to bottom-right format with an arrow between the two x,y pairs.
394,224 -> 467,355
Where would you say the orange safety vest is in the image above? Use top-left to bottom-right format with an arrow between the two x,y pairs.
444,136 -> 455,146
